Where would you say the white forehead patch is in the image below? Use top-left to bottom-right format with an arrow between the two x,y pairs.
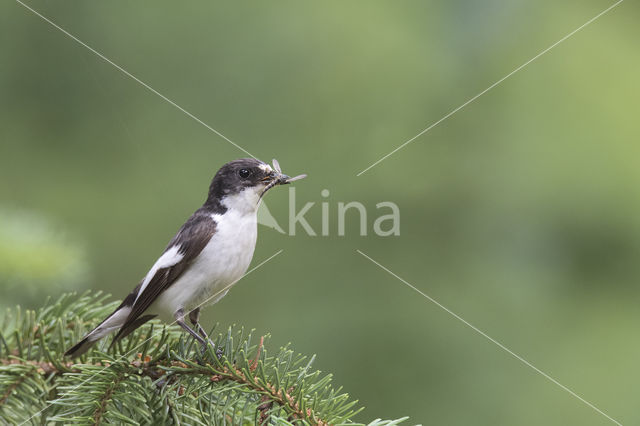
258,164 -> 273,173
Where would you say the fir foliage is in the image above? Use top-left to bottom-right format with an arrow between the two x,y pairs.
0,292 -> 408,425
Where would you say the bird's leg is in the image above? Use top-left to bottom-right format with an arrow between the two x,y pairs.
186,308 -> 223,359
188,308 -> 209,340
174,308 -> 207,347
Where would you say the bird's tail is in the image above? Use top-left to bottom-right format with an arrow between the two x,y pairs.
64,334 -> 98,358
64,304 -> 133,359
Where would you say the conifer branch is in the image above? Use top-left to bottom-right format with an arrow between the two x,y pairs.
0,292 -> 408,425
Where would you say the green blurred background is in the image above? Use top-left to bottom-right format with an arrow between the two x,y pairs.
1,1 -> 639,424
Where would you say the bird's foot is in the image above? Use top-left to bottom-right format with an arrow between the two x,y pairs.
199,339 -> 223,361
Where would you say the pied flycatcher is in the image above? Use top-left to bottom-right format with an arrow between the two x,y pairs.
65,158 -> 305,358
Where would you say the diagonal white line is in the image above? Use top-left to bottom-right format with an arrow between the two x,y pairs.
356,249 -> 622,425
18,249 -> 284,425
15,0 -> 256,159
356,0 -> 624,176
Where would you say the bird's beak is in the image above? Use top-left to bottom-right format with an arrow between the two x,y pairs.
259,159 -> 307,199
264,158 -> 305,185
261,171 -> 290,184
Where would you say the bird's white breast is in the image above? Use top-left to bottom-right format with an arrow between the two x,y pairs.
154,208 -> 258,316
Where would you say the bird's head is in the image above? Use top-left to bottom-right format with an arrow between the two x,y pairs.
206,158 -> 306,213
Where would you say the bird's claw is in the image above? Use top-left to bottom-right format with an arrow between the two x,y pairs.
198,339 -> 223,360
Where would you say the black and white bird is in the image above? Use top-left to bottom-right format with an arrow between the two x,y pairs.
65,158 -> 305,358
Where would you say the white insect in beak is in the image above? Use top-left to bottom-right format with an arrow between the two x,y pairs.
259,158 -> 307,200
272,158 -> 307,183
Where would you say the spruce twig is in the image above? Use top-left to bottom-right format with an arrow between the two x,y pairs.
0,292 -> 408,425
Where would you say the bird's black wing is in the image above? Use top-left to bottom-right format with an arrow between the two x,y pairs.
112,210 -> 217,343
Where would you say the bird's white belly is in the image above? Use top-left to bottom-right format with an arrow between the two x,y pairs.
153,211 -> 257,317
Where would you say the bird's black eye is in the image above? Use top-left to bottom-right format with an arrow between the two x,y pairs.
238,168 -> 251,179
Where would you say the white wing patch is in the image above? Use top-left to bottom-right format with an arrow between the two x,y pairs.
134,245 -> 184,305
